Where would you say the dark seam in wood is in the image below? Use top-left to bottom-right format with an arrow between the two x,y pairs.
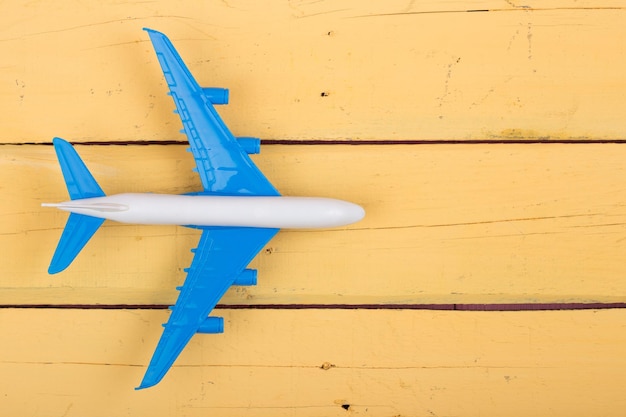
7,139 -> 626,146
1,303 -> 625,311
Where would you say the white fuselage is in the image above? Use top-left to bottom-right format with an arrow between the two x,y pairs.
43,193 -> 365,229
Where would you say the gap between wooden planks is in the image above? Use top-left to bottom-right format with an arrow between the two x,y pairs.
3,303 -> 626,311
0,308 -> 625,417
2,143 -> 626,306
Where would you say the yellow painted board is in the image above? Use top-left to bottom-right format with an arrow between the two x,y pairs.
1,1 -> 626,142
3,144 -> 626,305
1,308 -> 625,416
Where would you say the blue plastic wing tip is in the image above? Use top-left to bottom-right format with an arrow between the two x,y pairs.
47,264 -> 66,275
52,137 -> 68,146
136,365 -> 168,390
135,382 -> 153,391
135,372 -> 162,390
143,28 -> 170,41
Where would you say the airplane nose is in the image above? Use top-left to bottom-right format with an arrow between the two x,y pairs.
342,202 -> 365,225
351,203 -> 366,223
315,199 -> 365,228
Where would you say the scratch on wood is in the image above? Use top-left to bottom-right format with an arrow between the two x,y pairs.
60,403 -> 73,417
436,56 -> 462,117
350,7 -> 625,19
504,0 -> 531,9
0,16 -> 197,42
83,40 -> 145,50
350,213 -> 604,231
15,79 -> 25,104
527,22 -> 533,59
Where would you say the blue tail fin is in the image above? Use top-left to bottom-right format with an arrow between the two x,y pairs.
47,138 -> 106,274
53,137 -> 105,200
48,214 -> 105,274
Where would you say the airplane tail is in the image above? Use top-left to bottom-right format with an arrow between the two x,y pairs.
46,138 -> 106,274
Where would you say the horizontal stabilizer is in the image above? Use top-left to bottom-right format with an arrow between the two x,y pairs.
53,137 -> 105,200
47,138 -> 107,274
48,213 -> 105,274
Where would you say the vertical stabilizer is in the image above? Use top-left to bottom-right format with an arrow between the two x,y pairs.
46,138 -> 106,274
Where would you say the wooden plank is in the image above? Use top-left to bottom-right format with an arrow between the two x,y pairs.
3,143 -> 626,305
1,1 -> 626,142
1,308 -> 625,416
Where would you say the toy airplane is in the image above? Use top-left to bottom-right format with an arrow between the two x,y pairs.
43,28 -> 364,389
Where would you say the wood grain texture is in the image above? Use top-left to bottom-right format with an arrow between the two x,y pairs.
2,2 -> 626,415
3,143 -> 626,305
1,1 -> 625,142
1,308 -> 625,417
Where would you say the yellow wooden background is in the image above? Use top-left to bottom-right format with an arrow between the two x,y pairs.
2,1 -> 626,416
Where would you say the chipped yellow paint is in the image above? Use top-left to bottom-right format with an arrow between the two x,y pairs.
486,128 -> 588,141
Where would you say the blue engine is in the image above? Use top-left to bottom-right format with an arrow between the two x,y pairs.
237,137 -> 261,154
202,87 -> 229,105
197,316 -> 224,334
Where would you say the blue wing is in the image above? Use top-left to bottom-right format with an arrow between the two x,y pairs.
137,227 -> 278,389
144,28 -> 279,196
137,29 -> 281,389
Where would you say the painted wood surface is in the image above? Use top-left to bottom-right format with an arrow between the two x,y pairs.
1,1 -> 625,142
3,144 -> 626,305
1,308 -> 625,417
2,1 -> 626,416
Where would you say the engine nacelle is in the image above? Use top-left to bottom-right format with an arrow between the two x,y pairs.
202,87 -> 229,105
197,316 -> 224,334
237,137 -> 261,154
233,268 -> 257,286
